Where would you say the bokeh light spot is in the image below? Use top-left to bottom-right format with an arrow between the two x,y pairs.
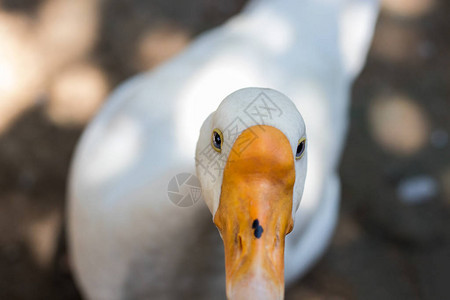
369,94 -> 430,156
36,0 -> 99,71
47,62 -> 109,127
137,26 -> 190,71
0,12 -> 43,134
26,210 -> 61,269
381,0 -> 436,19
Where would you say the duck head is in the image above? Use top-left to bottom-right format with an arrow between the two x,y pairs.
195,88 -> 307,300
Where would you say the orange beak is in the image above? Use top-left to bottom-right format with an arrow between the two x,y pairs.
214,125 -> 295,300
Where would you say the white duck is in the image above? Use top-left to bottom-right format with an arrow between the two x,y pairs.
68,0 -> 379,299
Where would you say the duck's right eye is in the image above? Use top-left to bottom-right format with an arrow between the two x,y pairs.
296,138 -> 306,160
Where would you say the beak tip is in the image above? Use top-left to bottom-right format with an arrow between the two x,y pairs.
228,273 -> 283,300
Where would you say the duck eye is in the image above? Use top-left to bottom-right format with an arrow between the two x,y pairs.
296,138 -> 306,160
211,129 -> 223,152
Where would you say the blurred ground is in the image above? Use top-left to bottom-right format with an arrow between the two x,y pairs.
0,0 -> 449,299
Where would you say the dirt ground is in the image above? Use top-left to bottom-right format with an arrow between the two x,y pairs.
0,0 -> 449,299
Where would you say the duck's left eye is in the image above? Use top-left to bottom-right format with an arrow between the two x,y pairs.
296,138 -> 306,160
211,129 -> 223,152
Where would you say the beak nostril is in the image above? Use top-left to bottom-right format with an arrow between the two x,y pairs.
252,219 -> 264,238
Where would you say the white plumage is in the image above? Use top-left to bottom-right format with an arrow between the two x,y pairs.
68,0 -> 379,299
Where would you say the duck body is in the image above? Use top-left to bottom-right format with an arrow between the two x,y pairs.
68,0 -> 379,299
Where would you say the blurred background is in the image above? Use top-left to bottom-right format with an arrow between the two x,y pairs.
0,0 -> 448,299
